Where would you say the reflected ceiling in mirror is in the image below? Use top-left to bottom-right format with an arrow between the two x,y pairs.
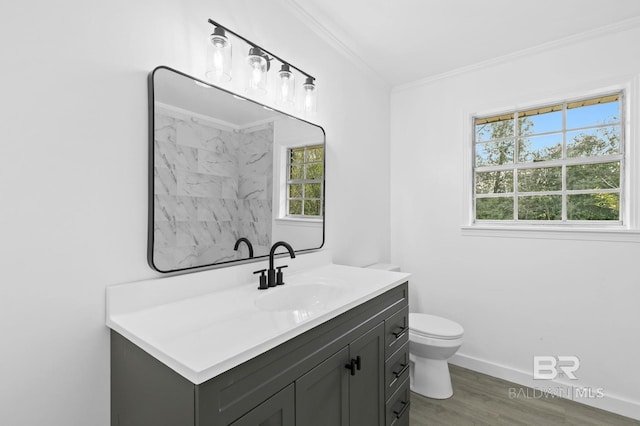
148,66 -> 325,273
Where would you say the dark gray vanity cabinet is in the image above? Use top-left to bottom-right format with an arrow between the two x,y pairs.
111,282 -> 409,426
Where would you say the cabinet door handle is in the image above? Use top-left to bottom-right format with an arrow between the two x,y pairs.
345,359 -> 357,376
392,326 -> 408,339
345,357 -> 361,375
393,400 -> 409,419
392,362 -> 409,378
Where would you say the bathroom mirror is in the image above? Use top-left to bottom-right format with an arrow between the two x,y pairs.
148,66 -> 325,273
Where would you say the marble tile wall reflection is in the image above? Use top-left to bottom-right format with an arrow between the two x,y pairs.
153,106 -> 273,271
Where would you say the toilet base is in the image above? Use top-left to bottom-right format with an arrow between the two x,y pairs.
410,357 -> 453,399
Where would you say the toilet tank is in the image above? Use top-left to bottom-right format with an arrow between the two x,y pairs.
365,263 -> 401,272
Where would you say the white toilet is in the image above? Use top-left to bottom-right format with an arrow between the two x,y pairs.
364,263 -> 464,400
409,313 -> 464,399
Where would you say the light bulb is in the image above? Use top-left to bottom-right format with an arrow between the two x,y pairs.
251,65 -> 263,87
277,64 -> 295,105
246,47 -> 269,93
302,77 -> 317,114
213,50 -> 224,74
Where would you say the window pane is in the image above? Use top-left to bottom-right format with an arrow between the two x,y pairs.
518,134 -> 562,163
476,197 -> 513,220
288,200 -> 302,215
289,165 -> 304,180
567,193 -> 619,220
566,126 -> 619,158
290,148 -> 304,163
567,98 -> 619,129
304,183 -> 322,199
306,163 -> 323,179
289,184 -> 302,198
476,171 -> 513,194
305,147 -> 323,162
475,114 -> 514,142
518,195 -> 562,220
566,162 -> 620,190
304,200 -> 321,216
475,140 -> 514,166
518,108 -> 562,136
517,167 -> 562,192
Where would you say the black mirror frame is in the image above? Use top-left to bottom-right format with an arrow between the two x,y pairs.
147,66 -> 325,273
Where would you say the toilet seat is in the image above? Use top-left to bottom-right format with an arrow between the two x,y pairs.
409,313 -> 464,340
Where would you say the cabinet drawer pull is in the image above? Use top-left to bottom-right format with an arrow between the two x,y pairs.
393,400 -> 409,419
392,363 -> 409,378
392,326 -> 408,339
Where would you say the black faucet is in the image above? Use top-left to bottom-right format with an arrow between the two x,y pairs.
267,241 -> 295,287
234,237 -> 254,258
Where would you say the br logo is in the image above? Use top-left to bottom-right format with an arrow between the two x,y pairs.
533,356 -> 580,380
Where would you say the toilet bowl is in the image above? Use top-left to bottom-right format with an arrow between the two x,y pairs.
409,313 -> 464,399
363,264 -> 464,399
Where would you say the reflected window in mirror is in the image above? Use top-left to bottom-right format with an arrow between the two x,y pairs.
287,145 -> 324,218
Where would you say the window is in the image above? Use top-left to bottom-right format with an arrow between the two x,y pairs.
286,145 -> 324,217
473,93 -> 623,224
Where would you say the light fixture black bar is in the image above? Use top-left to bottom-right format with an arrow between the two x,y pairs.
208,19 -> 315,82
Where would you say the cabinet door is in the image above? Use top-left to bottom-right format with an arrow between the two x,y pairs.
295,346 -> 349,426
349,322 -> 385,426
230,383 -> 294,426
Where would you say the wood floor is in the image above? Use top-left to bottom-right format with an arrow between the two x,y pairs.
410,365 -> 640,426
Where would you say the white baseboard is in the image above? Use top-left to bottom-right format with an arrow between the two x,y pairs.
449,352 -> 640,421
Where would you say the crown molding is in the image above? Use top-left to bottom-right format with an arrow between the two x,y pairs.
393,15 -> 640,94
280,0 -> 391,89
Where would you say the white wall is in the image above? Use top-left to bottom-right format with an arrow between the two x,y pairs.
0,0 -> 390,424
390,24 -> 640,418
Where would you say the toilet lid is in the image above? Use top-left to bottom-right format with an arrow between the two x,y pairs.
409,313 -> 464,339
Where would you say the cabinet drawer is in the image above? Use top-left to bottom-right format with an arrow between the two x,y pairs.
385,376 -> 410,426
384,306 -> 409,359
385,342 -> 410,401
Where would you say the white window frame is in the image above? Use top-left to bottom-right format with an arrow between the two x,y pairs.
461,77 -> 640,242
285,144 -> 324,219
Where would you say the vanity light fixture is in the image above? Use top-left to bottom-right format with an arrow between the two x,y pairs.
207,19 -> 318,114
205,25 -> 232,83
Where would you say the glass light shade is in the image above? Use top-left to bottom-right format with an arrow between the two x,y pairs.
302,77 -> 317,114
277,64 -> 295,105
246,47 -> 269,93
205,27 -> 232,83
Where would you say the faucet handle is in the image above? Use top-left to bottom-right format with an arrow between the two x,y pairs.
253,269 -> 268,290
275,265 -> 288,286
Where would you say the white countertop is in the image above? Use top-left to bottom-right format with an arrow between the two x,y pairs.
106,255 -> 410,384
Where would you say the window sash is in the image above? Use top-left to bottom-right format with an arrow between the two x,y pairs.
472,92 -> 624,224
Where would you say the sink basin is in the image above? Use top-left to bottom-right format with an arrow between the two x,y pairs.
255,284 -> 342,312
